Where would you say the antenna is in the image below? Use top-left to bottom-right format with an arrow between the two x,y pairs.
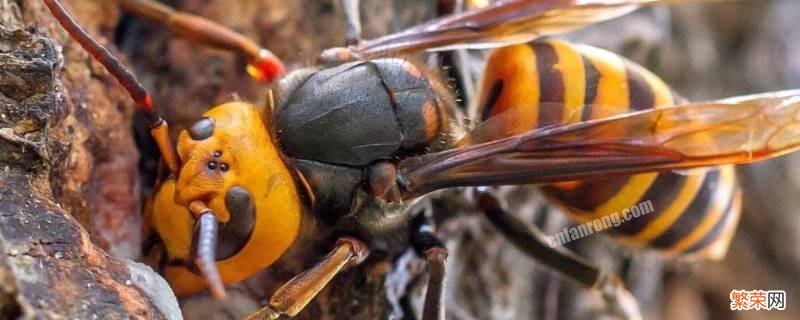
44,0 -> 154,112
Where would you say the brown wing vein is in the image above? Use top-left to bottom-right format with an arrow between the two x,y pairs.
353,0 -> 666,58
397,90 -> 800,197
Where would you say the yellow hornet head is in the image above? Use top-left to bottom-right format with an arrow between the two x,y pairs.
150,102 -> 302,297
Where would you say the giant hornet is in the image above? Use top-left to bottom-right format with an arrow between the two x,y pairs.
43,0 -> 800,319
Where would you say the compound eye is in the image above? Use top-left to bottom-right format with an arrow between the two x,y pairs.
190,117 -> 215,140
217,186 -> 255,259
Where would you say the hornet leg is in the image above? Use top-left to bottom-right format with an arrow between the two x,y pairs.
43,0 -> 182,174
473,188 -> 642,320
341,0 -> 362,45
120,0 -> 284,82
317,0 -> 362,64
410,214 -> 448,320
245,237 -> 370,320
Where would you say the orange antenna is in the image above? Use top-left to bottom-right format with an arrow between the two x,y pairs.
44,0 -> 154,112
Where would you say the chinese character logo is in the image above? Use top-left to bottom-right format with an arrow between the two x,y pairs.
730,289 -> 786,311
730,290 -> 749,311
749,290 -> 767,310
768,291 -> 786,311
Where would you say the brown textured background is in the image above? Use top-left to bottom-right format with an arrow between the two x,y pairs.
0,0 -> 167,318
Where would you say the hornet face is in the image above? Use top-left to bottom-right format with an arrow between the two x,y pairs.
148,102 -> 303,296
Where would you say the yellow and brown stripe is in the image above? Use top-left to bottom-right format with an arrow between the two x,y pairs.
477,39 -> 741,258
649,167 -> 738,252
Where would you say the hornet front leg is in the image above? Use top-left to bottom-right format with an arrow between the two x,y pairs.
245,237 -> 370,319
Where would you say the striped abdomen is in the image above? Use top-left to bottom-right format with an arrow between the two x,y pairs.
477,40 -> 741,259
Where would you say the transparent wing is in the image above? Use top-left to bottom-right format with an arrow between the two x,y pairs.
353,0 -> 676,58
397,90 -> 800,197
456,101 -> 606,146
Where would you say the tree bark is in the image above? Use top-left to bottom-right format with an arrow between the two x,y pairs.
0,0 -> 175,318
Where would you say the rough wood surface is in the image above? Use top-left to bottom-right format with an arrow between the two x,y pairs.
0,0 -> 171,318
